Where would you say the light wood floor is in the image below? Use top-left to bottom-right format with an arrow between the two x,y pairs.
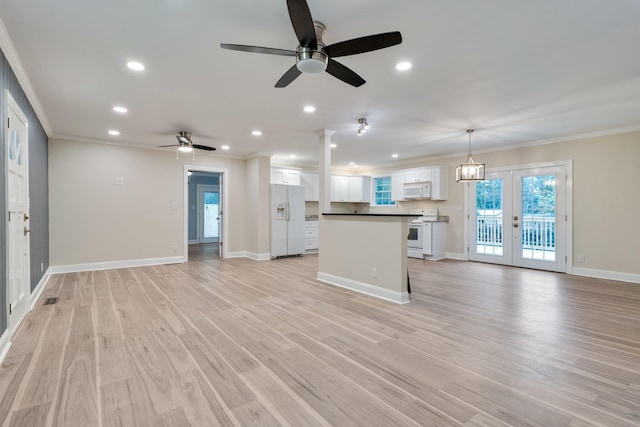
1,256 -> 640,426
188,243 -> 219,261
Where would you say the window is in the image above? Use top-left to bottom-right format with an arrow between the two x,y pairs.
371,176 -> 396,206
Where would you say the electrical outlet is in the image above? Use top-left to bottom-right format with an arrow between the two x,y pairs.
372,268 -> 377,278
577,254 -> 585,263
40,262 -> 44,272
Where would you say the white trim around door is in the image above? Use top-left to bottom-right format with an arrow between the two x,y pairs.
184,165 -> 229,260
464,160 -> 573,274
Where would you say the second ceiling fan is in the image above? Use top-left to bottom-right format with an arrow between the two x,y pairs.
221,0 -> 402,88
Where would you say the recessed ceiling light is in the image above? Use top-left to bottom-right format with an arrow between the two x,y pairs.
290,154 -> 297,158
113,106 -> 128,113
126,61 -> 145,71
392,153 -> 399,158
303,105 -> 315,113
252,130 -> 262,136
396,61 -> 412,71
330,143 -> 337,148
108,130 -> 120,136
349,162 -> 355,166
221,145 -> 230,150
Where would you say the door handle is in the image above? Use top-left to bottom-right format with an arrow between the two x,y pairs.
24,214 -> 29,221
513,222 -> 519,228
513,215 -> 518,221
24,227 -> 31,236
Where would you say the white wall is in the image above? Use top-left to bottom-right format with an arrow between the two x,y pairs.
49,138 -> 248,266
364,130 -> 640,278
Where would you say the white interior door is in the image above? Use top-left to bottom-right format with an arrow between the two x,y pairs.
6,91 -> 31,330
197,184 -> 220,244
469,165 -> 567,272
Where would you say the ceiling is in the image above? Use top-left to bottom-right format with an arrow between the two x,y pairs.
1,0 -> 640,170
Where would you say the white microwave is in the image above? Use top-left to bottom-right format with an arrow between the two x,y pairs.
403,182 -> 431,199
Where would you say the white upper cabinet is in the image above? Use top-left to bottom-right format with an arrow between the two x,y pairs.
430,166 -> 448,201
271,168 -> 301,186
404,168 -> 431,183
391,172 -> 405,201
331,175 -> 371,203
301,172 -> 319,201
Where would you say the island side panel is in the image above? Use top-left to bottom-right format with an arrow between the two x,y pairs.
317,216 -> 409,303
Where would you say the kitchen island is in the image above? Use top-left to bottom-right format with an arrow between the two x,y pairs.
317,213 -> 419,304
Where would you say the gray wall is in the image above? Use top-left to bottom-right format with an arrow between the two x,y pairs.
188,172 -> 219,241
1,48 -> 49,335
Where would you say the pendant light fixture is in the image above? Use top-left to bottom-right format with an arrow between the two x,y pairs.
456,129 -> 485,182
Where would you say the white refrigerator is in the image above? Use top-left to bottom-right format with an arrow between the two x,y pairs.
270,184 -> 305,258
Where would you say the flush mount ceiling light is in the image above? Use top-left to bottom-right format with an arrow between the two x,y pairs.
357,118 -> 369,135
126,61 -> 145,71
304,105 -> 316,113
112,106 -> 127,113
396,61 -> 412,71
456,129 -> 485,182
108,130 -> 120,136
221,145 -> 230,150
392,153 -> 399,158
252,130 -> 262,136
330,143 -> 337,148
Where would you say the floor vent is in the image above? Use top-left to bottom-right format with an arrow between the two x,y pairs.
43,297 -> 58,305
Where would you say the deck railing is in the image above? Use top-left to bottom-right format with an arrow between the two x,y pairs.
476,215 -> 555,250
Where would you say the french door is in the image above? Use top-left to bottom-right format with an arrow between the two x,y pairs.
469,165 -> 567,272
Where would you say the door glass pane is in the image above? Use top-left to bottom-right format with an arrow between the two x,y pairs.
476,179 -> 503,255
521,175 -> 556,261
203,191 -> 219,238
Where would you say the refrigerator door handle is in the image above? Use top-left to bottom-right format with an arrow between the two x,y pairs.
286,201 -> 290,221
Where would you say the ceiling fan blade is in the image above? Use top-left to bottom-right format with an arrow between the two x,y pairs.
286,0 -> 317,49
326,59 -> 366,87
325,31 -> 402,58
220,44 -> 296,57
275,64 -> 303,88
192,144 -> 216,151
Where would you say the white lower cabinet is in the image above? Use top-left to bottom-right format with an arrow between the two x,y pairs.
423,222 -> 447,260
305,221 -> 319,252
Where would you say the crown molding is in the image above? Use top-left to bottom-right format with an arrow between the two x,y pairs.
0,16 -> 53,136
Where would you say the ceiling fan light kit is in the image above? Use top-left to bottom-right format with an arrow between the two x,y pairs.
157,131 -> 216,160
220,0 -> 402,87
456,129 -> 486,182
357,118 -> 369,135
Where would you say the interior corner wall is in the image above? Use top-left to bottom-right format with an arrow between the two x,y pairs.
49,138 -> 247,266
0,48 -> 49,335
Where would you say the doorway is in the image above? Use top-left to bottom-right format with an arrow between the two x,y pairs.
467,162 -> 571,273
185,167 -> 226,260
6,91 -> 31,330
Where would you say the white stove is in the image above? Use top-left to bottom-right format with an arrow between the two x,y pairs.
408,209 -> 439,258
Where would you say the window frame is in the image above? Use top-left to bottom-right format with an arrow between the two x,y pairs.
370,175 -> 397,207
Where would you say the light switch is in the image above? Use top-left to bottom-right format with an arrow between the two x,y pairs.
171,203 -> 178,210
114,177 -> 124,185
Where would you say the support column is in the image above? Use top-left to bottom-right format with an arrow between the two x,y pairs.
316,129 -> 334,214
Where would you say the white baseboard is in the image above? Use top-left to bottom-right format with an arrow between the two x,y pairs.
572,267 -> 640,284
0,330 -> 11,366
49,256 -> 185,274
316,272 -> 410,304
30,268 -> 52,309
226,251 -> 271,261
446,252 -> 466,261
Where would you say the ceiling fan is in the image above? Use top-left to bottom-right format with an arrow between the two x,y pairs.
158,132 -> 216,159
220,0 -> 402,88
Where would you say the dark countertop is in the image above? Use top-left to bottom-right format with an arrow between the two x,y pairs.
321,213 -> 421,217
